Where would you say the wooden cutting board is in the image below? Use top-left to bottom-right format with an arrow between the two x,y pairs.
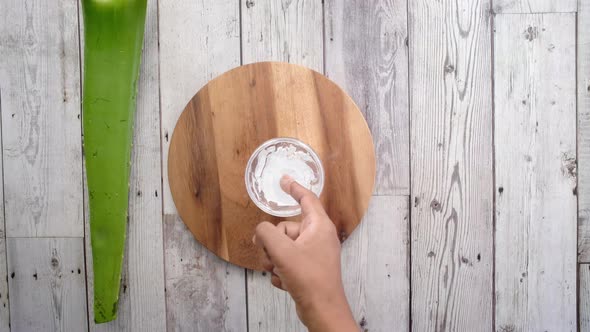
168,62 -> 375,270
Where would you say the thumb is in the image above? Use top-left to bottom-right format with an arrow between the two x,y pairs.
253,221 -> 294,267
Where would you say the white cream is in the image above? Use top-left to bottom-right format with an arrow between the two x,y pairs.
251,142 -> 321,210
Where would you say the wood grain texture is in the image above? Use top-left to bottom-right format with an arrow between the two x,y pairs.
168,62 -> 375,270
578,0 -> 590,262
241,0 -> 323,71
325,0 -> 409,196
581,264 -> 590,331
246,271 -> 305,332
494,14 -> 577,332
7,238 -> 87,331
164,215 -> 247,332
409,1 -> 493,331
341,196 -> 409,332
83,0 -> 166,329
158,0 -> 247,330
0,0 -> 83,237
493,0 -> 577,13
0,101 -> 10,331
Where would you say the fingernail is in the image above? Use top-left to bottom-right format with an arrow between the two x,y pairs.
280,175 -> 294,192
252,234 -> 256,244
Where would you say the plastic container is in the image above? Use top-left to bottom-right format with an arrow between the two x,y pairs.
245,137 -> 324,217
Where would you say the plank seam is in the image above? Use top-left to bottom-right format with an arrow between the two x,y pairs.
239,2 -> 250,331
154,1 -> 169,330
244,268 -> 249,332
239,0 -> 244,67
405,0 -> 412,330
574,12 -> 581,331
75,0 -> 91,330
492,11 -> 578,14
490,8 -> 497,332
0,71 -> 12,332
6,236 -> 86,239
321,0 -> 326,77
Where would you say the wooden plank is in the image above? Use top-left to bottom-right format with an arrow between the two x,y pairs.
158,1 -> 246,330
242,0 -> 323,330
494,13 -> 577,332
241,0 -> 323,70
0,94 -> 10,331
493,0 -> 576,13
7,238 -> 87,331
581,264 -> 590,331
0,0 -> 83,237
82,0 -> 167,330
341,196 -> 409,332
324,0 -> 409,196
578,0 -> 590,262
247,270 -> 305,332
323,3 -> 410,330
408,0 -> 493,331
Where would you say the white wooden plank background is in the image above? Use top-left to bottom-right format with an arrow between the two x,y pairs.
242,1 -> 323,330
241,0 -> 323,71
0,0 -> 83,238
578,0 -> 590,262
0,87 -> 10,332
7,238 -> 87,332
493,0 -> 577,14
0,0 -> 586,331
581,264 -> 590,331
324,0 -> 410,196
158,0 -> 247,331
493,0 -> 577,13
409,0 -> 494,331
324,1 -> 410,331
83,0 -> 167,330
340,196 -> 410,332
494,13 -> 577,332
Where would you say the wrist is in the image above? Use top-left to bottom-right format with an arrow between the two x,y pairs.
301,289 -> 357,332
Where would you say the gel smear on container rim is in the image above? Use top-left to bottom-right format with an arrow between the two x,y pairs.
245,137 -> 325,217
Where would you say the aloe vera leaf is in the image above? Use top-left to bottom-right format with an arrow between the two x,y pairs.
82,0 -> 147,323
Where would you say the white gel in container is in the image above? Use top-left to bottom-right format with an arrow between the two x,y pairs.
245,138 -> 324,217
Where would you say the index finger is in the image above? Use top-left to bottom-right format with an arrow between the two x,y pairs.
280,175 -> 327,218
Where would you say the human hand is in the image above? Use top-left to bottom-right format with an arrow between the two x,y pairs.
252,175 -> 357,332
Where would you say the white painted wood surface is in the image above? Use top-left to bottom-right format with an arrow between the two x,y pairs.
241,0 -> 323,70
7,238 -> 87,332
581,264 -> 590,331
341,196 -> 410,332
494,13 -> 577,332
578,0 -> 590,262
493,0 -> 577,13
324,0 -> 409,196
0,0 -> 83,237
242,1 -> 323,330
0,96 -> 10,332
409,0 -> 494,331
0,0 -> 585,330
158,1 -> 247,331
83,0 -> 167,330
246,273 -> 305,332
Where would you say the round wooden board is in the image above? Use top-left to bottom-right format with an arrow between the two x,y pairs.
168,62 -> 376,270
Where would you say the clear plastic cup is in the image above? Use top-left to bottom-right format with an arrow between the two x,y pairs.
245,137 -> 324,217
